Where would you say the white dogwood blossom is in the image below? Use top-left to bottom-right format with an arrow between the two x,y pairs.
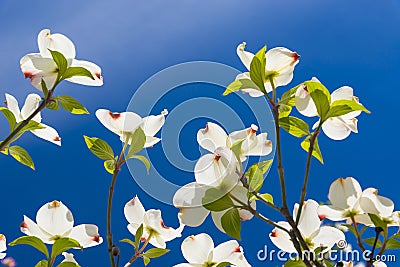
295,77 -> 363,140
20,200 -> 103,248
236,42 -> 299,97
20,29 -> 103,90
5,94 -> 61,146
124,196 -> 184,249
318,177 -> 363,221
95,109 -> 167,148
0,234 -> 6,259
173,233 -> 251,267
270,199 -> 344,253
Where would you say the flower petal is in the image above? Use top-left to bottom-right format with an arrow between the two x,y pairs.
5,94 -> 21,122
360,188 -> 394,218
143,136 -> 161,148
194,147 -> 239,187
142,109 -> 168,137
236,42 -> 254,71
68,224 -> 103,248
173,182 -> 210,227
269,221 -> 296,253
245,132 -> 273,157
21,94 -> 42,122
266,47 -> 299,73
311,226 -> 345,251
294,199 -> 321,237
124,196 -> 146,225
295,84 -> 318,117
318,205 -> 346,221
31,123 -> 61,146
322,117 -> 352,140
197,122 -> 228,153
213,240 -> 239,262
328,177 -> 362,210
95,109 -> 143,135
0,235 -> 6,255
61,252 -> 78,264
181,233 -> 214,264
36,201 -> 74,236
21,215 -> 52,243
38,29 -> 76,59
66,59 -> 103,86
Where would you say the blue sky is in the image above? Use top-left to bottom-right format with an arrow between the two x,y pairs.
1,0 -> 400,266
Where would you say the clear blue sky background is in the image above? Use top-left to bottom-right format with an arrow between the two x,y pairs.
1,1 -> 399,266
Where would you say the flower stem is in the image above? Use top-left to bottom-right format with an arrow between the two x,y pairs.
350,215 -> 366,252
267,77 -> 288,210
295,128 -> 320,225
127,233 -> 153,265
107,141 -> 129,267
366,227 -> 384,267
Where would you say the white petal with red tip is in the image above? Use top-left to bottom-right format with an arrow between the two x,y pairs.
181,233 -> 214,264
38,29 -> 76,59
0,235 -> 6,258
318,205 -> 345,221
322,117 -> 352,140
68,224 -> 103,248
21,215 -> 52,243
245,132 -> 273,157
5,94 -> 21,122
31,124 -> 61,146
95,109 -> 143,135
295,84 -> 318,117
212,240 -> 239,262
66,59 -> 103,86
236,42 -> 254,70
266,47 -> 299,73
36,201 -> 74,236
124,196 -> 145,225
269,221 -> 296,253
197,122 -> 227,152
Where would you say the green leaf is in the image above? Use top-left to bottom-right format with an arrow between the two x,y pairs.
41,79 -> 49,98
223,78 -> 260,96
385,239 -> 400,250
303,81 -> 331,121
301,136 -> 323,164
221,208 -> 241,240
230,139 -> 244,163
328,99 -> 371,118
57,262 -> 80,267
119,238 -> 136,248
143,248 -> 170,258
9,146 -> 35,169
135,224 -> 144,248
46,99 -> 60,110
56,95 -> 89,115
1,147 -> 9,155
35,260 -> 49,267
126,127 -> 146,158
341,223 -> 358,237
0,107 -> 16,131
363,237 -> 383,248
9,236 -> 49,257
202,188 -> 234,212
143,256 -> 150,266
215,262 -> 232,267
368,213 -> 387,230
246,160 -> 272,194
130,155 -> 150,172
62,67 -> 94,80
278,104 -> 292,119
104,159 -> 116,174
49,49 -> 68,75
84,136 -> 115,161
250,46 -> 267,92
284,258 -> 307,267
51,238 -> 82,258
324,260 -> 335,267
279,116 -> 310,138
250,193 -> 274,204
20,120 -> 46,132
279,84 -> 301,107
